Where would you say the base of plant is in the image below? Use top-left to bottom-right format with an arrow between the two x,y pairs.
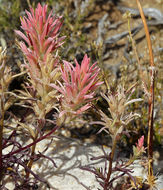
2,137 -> 162,190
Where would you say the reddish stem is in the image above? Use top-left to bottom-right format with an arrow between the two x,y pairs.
136,0 -> 155,177
3,125 -> 60,159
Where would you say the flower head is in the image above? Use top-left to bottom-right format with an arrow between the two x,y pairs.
15,3 -> 64,64
51,54 -> 103,122
133,135 -> 145,157
97,85 -> 142,137
15,3 -> 65,93
136,135 -> 145,152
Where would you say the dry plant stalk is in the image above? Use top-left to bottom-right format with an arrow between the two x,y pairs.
136,0 -> 155,186
0,47 -> 14,181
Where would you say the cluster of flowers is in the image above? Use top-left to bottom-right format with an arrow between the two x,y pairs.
15,3 -> 102,123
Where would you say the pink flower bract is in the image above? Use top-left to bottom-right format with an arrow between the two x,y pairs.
15,3 -> 65,64
51,54 -> 103,116
136,135 -> 145,152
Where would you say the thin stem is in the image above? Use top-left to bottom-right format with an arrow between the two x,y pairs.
3,125 -> 60,158
136,0 -> 155,180
25,131 -> 39,178
104,137 -> 117,190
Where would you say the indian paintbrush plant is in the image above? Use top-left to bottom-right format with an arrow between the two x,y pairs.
81,84 -> 147,190
14,2 -> 65,181
0,2 -> 65,188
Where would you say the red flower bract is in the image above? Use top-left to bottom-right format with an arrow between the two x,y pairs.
15,3 -> 65,64
51,54 -> 103,116
136,135 -> 144,151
